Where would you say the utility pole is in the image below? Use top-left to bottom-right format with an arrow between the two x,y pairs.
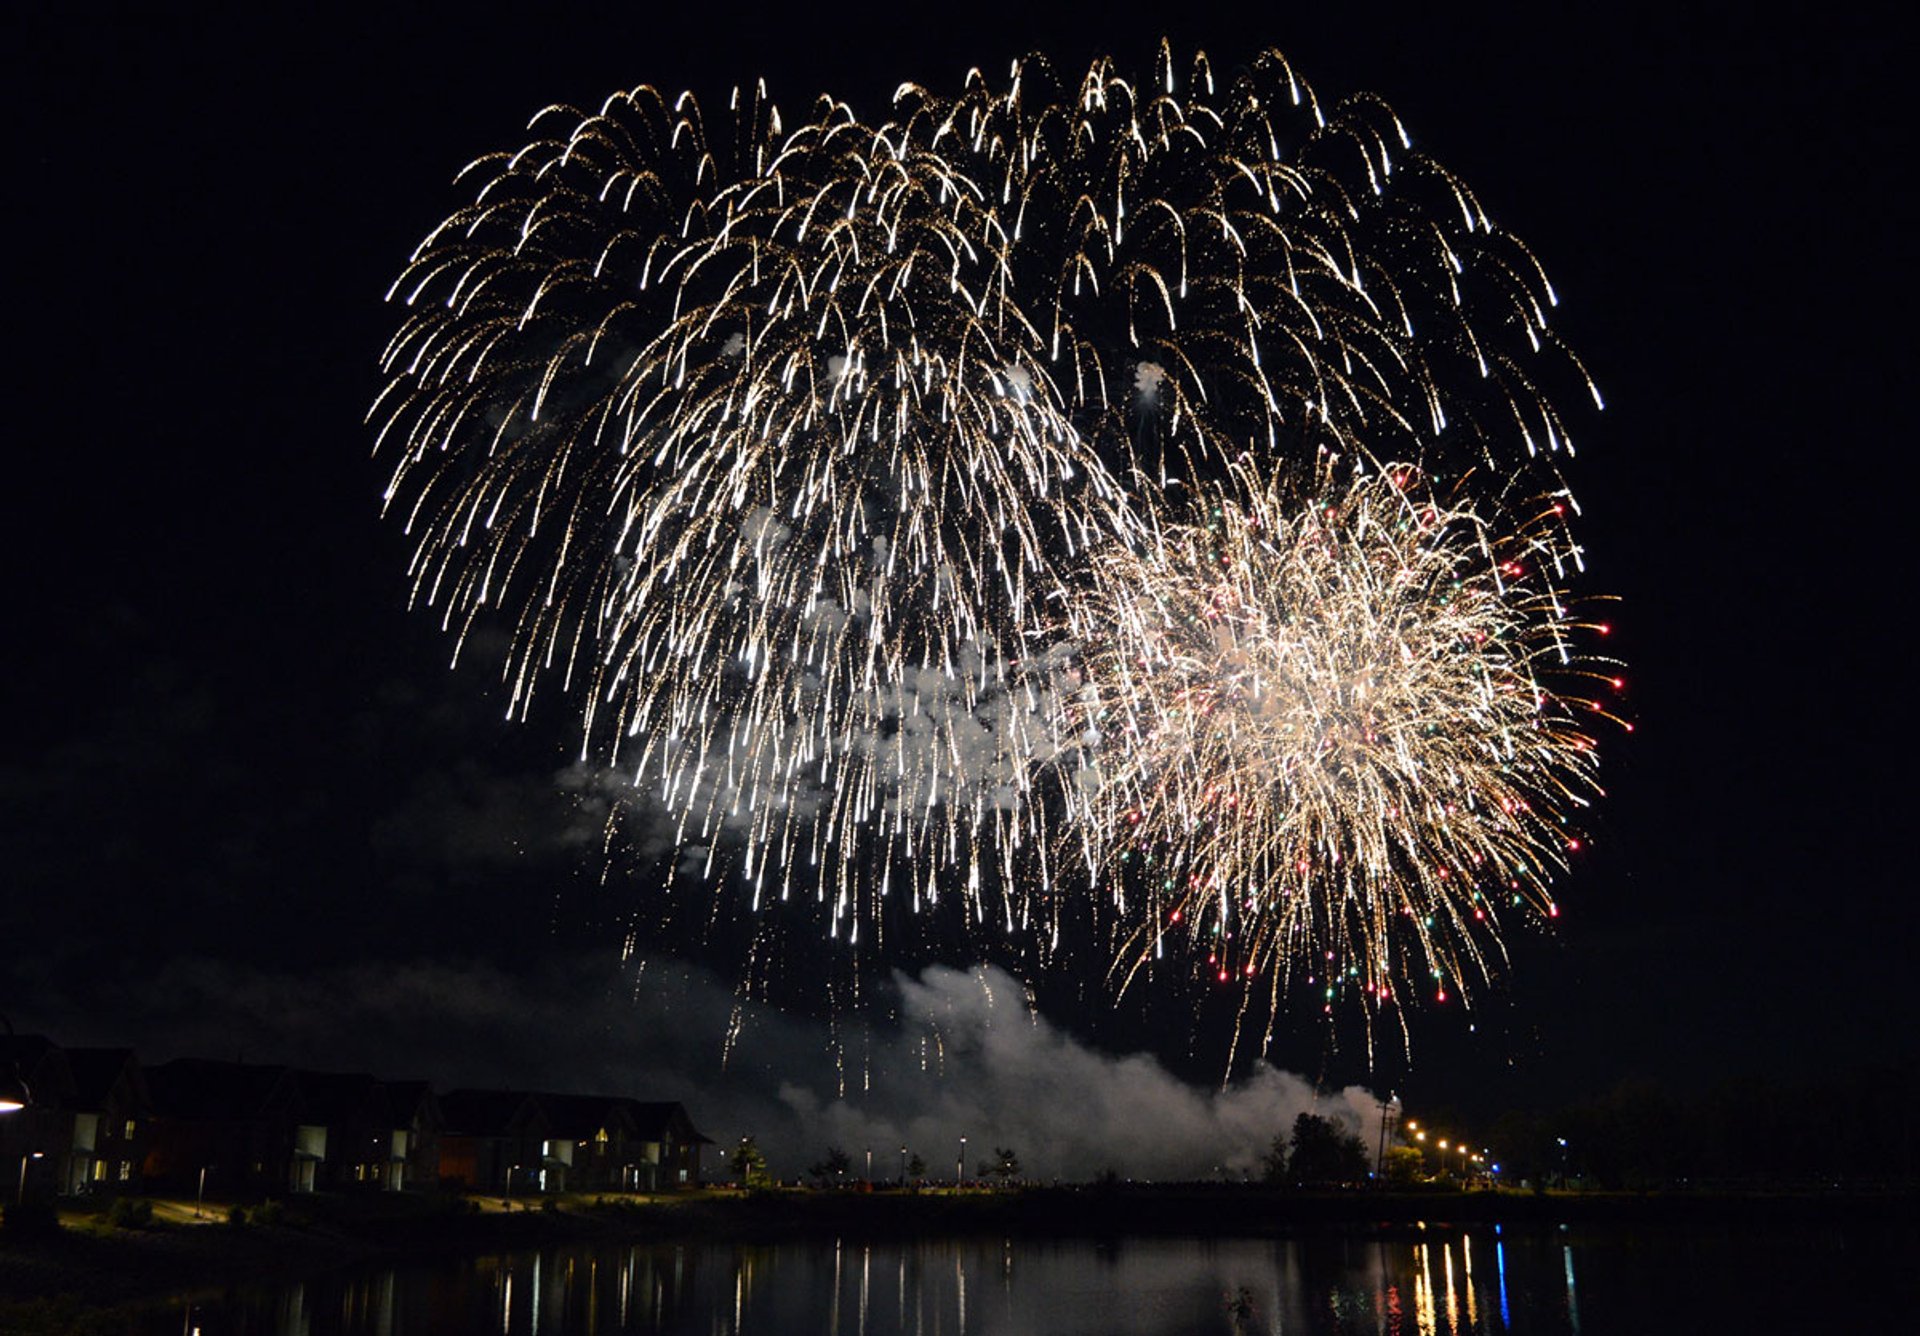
1375,1092 -> 1397,1184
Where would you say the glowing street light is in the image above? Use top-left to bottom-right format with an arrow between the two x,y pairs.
0,1013 -> 31,1114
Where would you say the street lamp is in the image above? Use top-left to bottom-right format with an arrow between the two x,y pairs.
899,1144 -> 908,1186
0,1013 -> 31,1114
958,1136 -> 967,1187
17,1150 -> 43,1203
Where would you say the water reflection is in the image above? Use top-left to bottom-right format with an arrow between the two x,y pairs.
153,1221 -> 1916,1336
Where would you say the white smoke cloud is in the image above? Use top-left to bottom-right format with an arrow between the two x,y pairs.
749,964 -> 1381,1182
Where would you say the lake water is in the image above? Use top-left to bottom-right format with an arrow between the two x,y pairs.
151,1222 -> 1916,1335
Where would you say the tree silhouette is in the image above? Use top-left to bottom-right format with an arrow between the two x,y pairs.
1287,1113 -> 1370,1187
808,1146 -> 852,1187
730,1136 -> 769,1187
1261,1134 -> 1288,1184
978,1147 -> 1020,1185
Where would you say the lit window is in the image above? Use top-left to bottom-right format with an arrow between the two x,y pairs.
124,1120 -> 137,1139
92,1161 -> 106,1182
118,1161 -> 132,1182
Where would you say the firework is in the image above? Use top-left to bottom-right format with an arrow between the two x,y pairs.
372,81 -> 1138,942
371,43 -> 1614,1015
1060,453 -> 1620,1042
890,43 -> 1601,492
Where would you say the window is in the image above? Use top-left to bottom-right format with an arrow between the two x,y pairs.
118,1161 -> 132,1182
124,1119 -> 137,1139
92,1161 -> 106,1182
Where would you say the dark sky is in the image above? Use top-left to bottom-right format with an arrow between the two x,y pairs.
5,1 -> 1911,1158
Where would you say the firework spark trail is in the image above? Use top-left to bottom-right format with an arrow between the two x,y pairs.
374,81 -> 1141,946
1058,453 -> 1622,1057
371,42 -> 1617,1025
890,44 -> 1602,495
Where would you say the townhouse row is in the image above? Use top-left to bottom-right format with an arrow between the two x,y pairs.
0,1032 -> 709,1202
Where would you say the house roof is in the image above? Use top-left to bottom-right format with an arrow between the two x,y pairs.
62,1048 -> 144,1112
292,1070 -> 388,1126
0,1035 -> 76,1109
538,1093 -> 632,1140
381,1080 -> 439,1128
146,1058 -> 298,1122
439,1089 -> 542,1137
622,1101 -> 713,1144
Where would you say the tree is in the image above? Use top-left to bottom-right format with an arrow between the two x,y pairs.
907,1152 -> 926,1180
808,1146 -> 852,1187
730,1136 -> 769,1188
1382,1145 -> 1425,1188
1287,1113 -> 1370,1188
1260,1134 -> 1288,1184
979,1147 -> 1020,1185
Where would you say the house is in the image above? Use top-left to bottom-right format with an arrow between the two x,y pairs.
143,1058 -> 313,1195
538,1094 -> 642,1193
62,1048 -> 150,1195
435,1091 -> 710,1193
622,1101 -> 712,1190
436,1089 -> 548,1194
293,1070 -> 394,1192
0,1032 -> 77,1204
381,1080 -> 442,1192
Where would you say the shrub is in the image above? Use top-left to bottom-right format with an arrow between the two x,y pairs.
227,1204 -> 249,1226
105,1197 -> 153,1229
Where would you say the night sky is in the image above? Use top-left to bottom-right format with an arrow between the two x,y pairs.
6,2 -> 1911,1169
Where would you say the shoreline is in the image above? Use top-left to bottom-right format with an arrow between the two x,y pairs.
3,1186 -> 1913,1324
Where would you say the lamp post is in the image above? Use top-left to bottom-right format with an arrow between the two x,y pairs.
957,1136 -> 967,1188
0,1012 -> 31,1114
17,1150 -> 43,1203
899,1144 -> 908,1187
